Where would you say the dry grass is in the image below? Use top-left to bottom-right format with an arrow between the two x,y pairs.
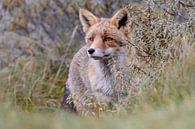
0,0 -> 195,128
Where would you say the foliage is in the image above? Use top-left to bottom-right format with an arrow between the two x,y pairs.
0,0 -> 194,127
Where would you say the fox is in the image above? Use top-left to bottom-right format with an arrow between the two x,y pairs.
61,8 -> 132,113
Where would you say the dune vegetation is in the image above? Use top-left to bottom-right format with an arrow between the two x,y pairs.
0,0 -> 194,129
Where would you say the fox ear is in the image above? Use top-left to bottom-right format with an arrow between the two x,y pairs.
111,8 -> 129,29
79,8 -> 99,32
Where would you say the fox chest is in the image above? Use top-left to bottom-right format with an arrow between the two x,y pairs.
88,63 -> 114,97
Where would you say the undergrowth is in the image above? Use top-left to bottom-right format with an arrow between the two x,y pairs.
0,0 -> 194,128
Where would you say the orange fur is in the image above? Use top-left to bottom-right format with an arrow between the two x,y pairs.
62,8 -> 131,113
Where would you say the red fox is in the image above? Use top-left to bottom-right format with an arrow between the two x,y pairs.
61,8 -> 131,113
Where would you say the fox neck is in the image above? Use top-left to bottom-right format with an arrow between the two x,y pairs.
98,56 -> 125,76
89,49 -> 126,100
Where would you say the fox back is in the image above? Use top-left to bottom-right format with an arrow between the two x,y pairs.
61,8 -> 131,113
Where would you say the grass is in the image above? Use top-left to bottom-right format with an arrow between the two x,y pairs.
0,101 -> 195,129
0,0 -> 195,128
0,41 -> 194,129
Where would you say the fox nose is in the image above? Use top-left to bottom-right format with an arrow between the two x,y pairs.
88,48 -> 95,55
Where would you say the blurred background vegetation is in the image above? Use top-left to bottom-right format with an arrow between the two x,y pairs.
0,0 -> 134,112
0,0 -> 194,128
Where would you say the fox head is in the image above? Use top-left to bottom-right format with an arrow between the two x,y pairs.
79,8 -> 130,60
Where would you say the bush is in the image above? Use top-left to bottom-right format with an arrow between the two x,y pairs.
0,0 -> 194,117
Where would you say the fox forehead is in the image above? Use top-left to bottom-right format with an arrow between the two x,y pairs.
86,19 -> 124,39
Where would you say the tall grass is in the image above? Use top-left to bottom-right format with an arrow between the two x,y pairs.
0,0 -> 195,128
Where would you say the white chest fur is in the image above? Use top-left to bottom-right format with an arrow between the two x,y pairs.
88,59 -> 114,101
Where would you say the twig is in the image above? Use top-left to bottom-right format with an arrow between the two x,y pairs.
179,0 -> 195,7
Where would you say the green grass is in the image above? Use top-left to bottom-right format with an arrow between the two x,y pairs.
0,100 -> 195,129
0,42 -> 194,129
0,0 -> 195,128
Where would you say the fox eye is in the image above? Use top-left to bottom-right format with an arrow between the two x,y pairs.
88,37 -> 93,42
104,37 -> 114,42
